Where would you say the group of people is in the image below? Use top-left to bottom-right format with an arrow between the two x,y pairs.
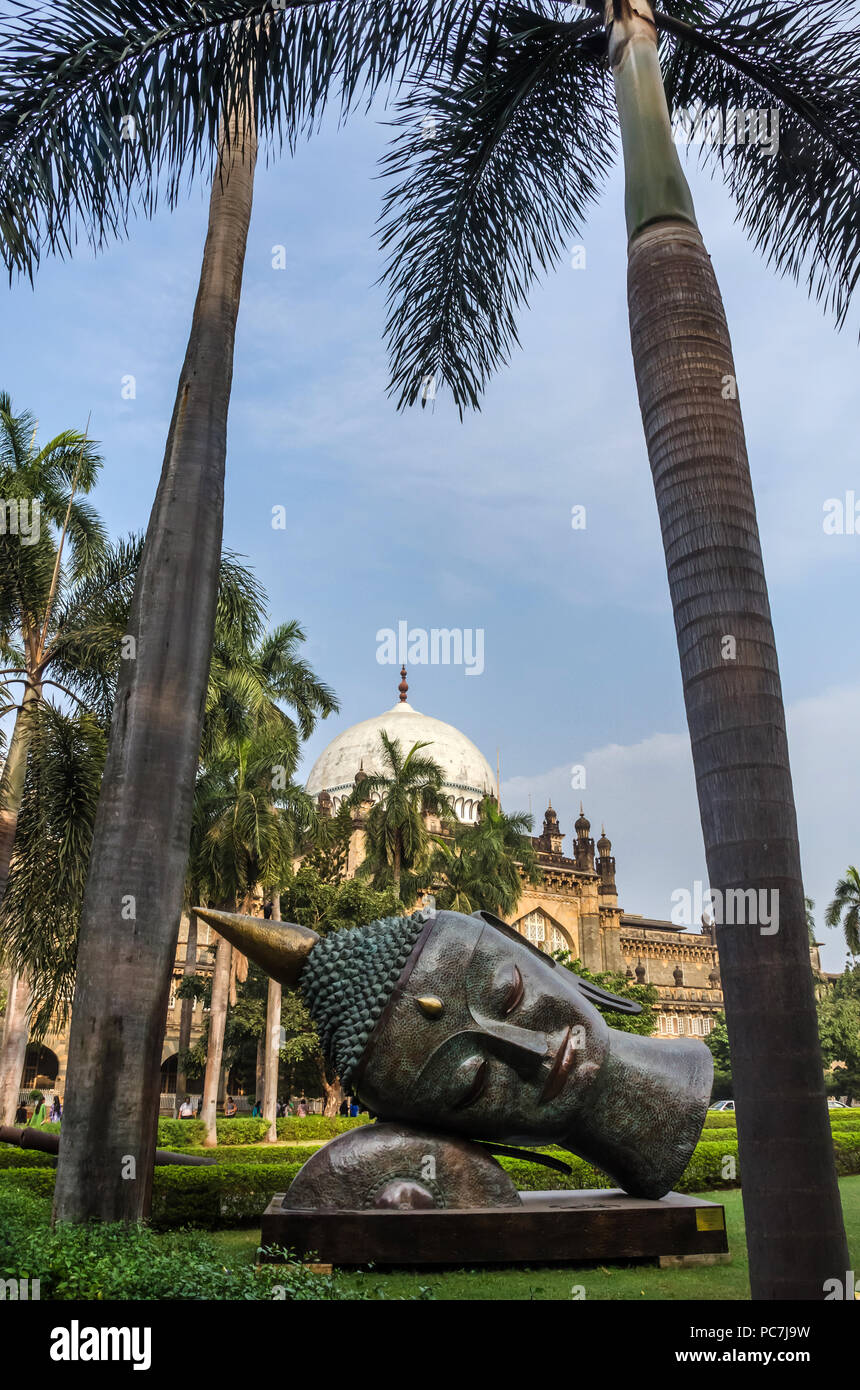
14,1092 -> 62,1128
175,1092 -> 364,1119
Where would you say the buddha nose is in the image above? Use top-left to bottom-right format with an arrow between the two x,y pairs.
476,1017 -> 551,1070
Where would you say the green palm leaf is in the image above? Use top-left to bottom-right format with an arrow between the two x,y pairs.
0,0 -> 493,277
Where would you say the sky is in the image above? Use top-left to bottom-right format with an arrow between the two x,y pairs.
2,79 -> 858,972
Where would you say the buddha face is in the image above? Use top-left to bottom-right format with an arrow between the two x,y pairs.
353,911 -> 614,1146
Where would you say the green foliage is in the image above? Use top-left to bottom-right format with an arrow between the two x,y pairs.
552,954 -> 658,1035
277,1115 -> 373,1142
284,865 -> 402,937
380,2 -> 860,413
0,1188 -> 349,1298
351,731 -> 453,901
0,704 -> 107,1034
825,875 -> 860,958
301,800 -> 355,884
0,1147 -> 57,1168
817,963 -> 860,1101
704,1012 -> 732,1072
157,1118 -> 206,1148
0,0 -> 472,277
158,1145 -> 324,1167
702,1112 -> 737,1129
214,1118 -> 270,1146
430,796 -> 541,916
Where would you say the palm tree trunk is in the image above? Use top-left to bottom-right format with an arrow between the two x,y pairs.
0,686 -> 41,1125
174,911 -> 199,1108
0,969 -> 31,1124
262,895 -> 282,1143
610,0 -> 849,1298
393,841 -> 402,902
0,682 -> 40,900
53,105 -> 258,1223
201,931 -> 233,1148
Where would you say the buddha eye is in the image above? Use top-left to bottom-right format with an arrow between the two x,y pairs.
452,1056 -> 488,1110
504,965 -> 524,1015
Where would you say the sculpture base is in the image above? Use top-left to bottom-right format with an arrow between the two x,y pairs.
258,1188 -> 728,1268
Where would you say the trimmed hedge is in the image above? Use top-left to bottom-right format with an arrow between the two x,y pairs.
3,1118 -> 858,1231
157,1118 -> 206,1147
0,1148 -> 56,1169
155,1115 -> 373,1148
277,1115 -> 372,1141
159,1145 -> 323,1167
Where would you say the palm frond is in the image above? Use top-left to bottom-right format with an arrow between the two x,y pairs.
0,0 -> 493,278
379,4 -> 615,412
659,0 -> 860,326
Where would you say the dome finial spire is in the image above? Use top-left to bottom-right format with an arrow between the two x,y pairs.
398,665 -> 408,703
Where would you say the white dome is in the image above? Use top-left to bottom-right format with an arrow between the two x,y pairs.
305,701 -> 496,824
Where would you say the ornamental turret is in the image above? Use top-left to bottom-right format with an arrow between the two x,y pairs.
574,803 -> 595,872
596,823 -> 616,894
536,800 -> 564,856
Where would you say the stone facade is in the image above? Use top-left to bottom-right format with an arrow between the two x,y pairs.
509,803 -> 723,1040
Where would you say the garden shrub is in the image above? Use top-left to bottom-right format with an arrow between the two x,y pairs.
3,1121 -> 857,1229
157,1118 -> 206,1147
702,1113 -> 736,1129
0,1147 -> 56,1169
0,1188 -> 362,1300
276,1115 -> 372,1141
833,1132 -> 860,1175
215,1118 -> 270,1145
0,1169 -> 57,1200
159,1145 -> 322,1167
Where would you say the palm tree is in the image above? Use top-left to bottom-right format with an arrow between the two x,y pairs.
0,551 -> 295,1128
189,612 -> 336,1145
825,868 -> 860,958
351,732 -> 453,902
194,725 -> 314,1144
376,0 -> 855,1301
0,392 -> 106,898
431,796 -> 541,916
0,402 -> 117,1125
0,0 -> 461,1222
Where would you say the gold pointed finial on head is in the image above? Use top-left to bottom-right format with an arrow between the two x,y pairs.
398,665 -> 409,702
193,907 -> 319,989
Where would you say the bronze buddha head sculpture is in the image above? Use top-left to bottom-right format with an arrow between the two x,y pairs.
196,905 -> 712,1200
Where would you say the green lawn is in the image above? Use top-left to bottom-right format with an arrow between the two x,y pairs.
207,1176 -> 860,1300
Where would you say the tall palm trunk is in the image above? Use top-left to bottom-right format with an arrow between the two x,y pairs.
201,929 -> 233,1147
53,106 -> 258,1223
0,968 -> 31,1124
0,684 -> 42,1121
262,895 -> 282,1143
174,910 -> 199,1108
0,682 -> 40,898
609,0 -> 849,1298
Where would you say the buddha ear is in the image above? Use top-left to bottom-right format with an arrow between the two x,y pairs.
193,908 -> 319,989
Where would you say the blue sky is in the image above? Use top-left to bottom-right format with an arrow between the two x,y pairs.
3,96 -> 858,971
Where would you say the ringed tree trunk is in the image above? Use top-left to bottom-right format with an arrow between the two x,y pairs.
174,910 -> 199,1109
0,684 -> 43,1123
609,0 -> 849,1298
262,895 -> 282,1143
201,928 -> 233,1147
0,681 -> 41,900
0,969 -> 32,1124
53,105 -> 258,1223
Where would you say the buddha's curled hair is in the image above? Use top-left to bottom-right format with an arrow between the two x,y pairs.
299,911 -> 430,1086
